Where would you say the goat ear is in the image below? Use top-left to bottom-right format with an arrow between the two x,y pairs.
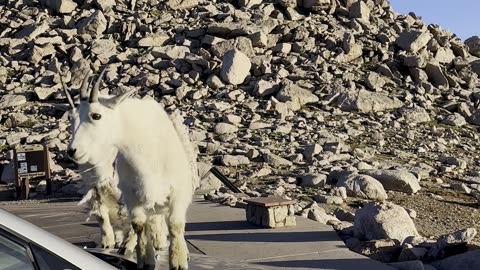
103,89 -> 137,109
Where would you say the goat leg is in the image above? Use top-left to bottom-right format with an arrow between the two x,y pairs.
150,214 -> 169,251
98,204 -> 116,249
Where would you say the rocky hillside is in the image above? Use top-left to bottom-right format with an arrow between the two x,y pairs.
1,0 -> 480,268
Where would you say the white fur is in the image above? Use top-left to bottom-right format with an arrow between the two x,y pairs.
69,90 -> 196,269
69,102 -> 168,254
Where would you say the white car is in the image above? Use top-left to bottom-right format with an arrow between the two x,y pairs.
0,208 -> 271,270
0,208 -> 124,270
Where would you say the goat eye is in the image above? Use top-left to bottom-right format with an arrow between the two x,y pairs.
91,113 -> 102,120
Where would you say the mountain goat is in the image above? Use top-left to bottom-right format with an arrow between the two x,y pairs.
61,72 -> 168,254
66,66 -> 195,270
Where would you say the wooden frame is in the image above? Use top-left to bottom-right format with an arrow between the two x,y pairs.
13,143 -> 51,200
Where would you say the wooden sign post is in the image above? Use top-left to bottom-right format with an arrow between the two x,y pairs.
13,144 -> 52,200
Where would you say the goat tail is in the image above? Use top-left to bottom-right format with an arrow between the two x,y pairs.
169,109 -> 200,191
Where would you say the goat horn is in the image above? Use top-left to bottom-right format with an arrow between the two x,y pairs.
59,73 -> 75,109
80,70 -> 93,101
89,65 -> 109,103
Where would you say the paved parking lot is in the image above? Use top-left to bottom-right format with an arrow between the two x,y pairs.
0,198 -> 202,254
1,195 -> 395,270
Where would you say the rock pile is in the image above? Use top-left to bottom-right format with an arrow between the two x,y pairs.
1,0 -> 480,268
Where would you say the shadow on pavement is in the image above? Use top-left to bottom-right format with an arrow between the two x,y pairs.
254,258 -> 388,269
187,230 -> 339,243
186,220 -> 258,231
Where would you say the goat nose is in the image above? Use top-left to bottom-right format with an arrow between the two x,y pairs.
67,148 -> 77,158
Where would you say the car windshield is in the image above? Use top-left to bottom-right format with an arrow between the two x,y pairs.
0,234 -> 34,270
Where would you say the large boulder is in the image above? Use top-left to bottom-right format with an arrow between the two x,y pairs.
354,202 -> 419,244
334,89 -> 404,113
465,36 -> 480,57
275,80 -> 319,111
396,31 -> 432,53
336,174 -> 388,201
220,49 -> 251,85
45,0 -> 77,14
77,10 -> 107,35
0,95 -> 27,110
399,106 -> 431,123
432,249 -> 480,270
365,169 -> 421,194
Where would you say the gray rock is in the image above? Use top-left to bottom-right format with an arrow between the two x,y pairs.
30,44 -> 56,64
300,174 -> 327,188
331,186 -> 347,200
465,36 -> 480,57
206,75 -> 225,89
303,0 -> 330,9
313,194 -> 343,205
410,68 -> 429,83
365,72 -> 386,91
167,0 -> 199,10
94,0 -> 115,11
34,87 -> 56,100
435,47 -> 455,64
278,0 -> 296,8
222,155 -> 250,166
442,113 -> 466,126
365,169 -> 421,194
403,54 -> 428,68
430,228 -> 478,259
58,183 -> 82,195
263,152 -> 293,167
45,0 -> 77,14
340,32 -> 363,63
0,95 -> 27,109
248,31 -> 268,48
406,209 -> 417,219
15,22 -> 49,41
273,43 -> 292,54
1,163 -> 15,184
6,132 -> 29,146
285,7 -> 305,21
337,174 -> 388,201
35,180 -> 48,193
91,39 -> 117,64
222,115 -> 242,125
396,31 -> 432,53
305,205 -> 339,224
302,144 -> 323,162
214,123 -> 238,134
77,10 -> 107,35
400,106 -> 431,123
197,162 -> 222,192
388,260 -> 425,270
432,249 -> 480,270
349,0 -> 370,21
335,208 -> 355,223
138,33 -> 170,47
4,113 -> 31,128
425,62 -> 449,88
220,50 -> 251,85
335,89 -> 404,113
253,80 -> 279,97
441,157 -> 467,169
152,45 -> 190,60
468,109 -> 480,125
276,80 -> 319,111
354,201 -> 419,244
